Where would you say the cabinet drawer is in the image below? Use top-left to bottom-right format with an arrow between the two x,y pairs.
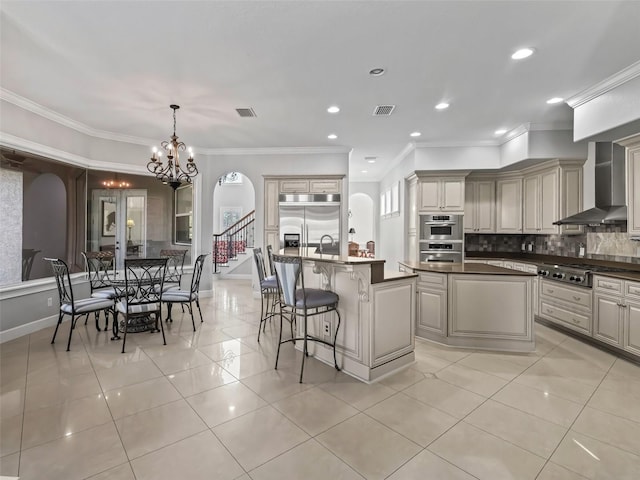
280,179 -> 309,193
418,272 -> 447,289
309,179 -> 340,193
593,276 -> 624,295
625,281 -> 640,300
540,281 -> 592,309
540,300 -> 591,333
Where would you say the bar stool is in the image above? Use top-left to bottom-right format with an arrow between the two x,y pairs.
253,248 -> 279,342
271,254 -> 341,383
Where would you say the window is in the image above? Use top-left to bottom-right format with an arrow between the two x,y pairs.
175,184 -> 193,244
380,181 -> 400,218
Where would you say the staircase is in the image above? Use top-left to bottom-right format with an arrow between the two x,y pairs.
213,210 -> 255,275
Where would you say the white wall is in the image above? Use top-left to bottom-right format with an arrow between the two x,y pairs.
415,145 -> 500,170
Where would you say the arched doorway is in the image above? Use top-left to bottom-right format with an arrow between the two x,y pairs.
348,193 -> 375,255
212,172 -> 256,276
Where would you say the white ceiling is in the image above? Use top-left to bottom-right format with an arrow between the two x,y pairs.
2,1 -> 640,180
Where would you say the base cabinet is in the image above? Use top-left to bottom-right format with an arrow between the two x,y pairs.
417,287 -> 447,336
592,275 -> 640,357
538,279 -> 592,335
594,293 -> 624,347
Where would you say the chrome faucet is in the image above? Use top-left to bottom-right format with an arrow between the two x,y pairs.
319,234 -> 334,254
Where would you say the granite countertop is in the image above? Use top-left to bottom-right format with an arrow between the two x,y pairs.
278,248 -> 385,265
400,261 -> 536,275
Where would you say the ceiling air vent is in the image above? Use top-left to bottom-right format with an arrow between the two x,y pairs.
373,105 -> 395,116
236,108 -> 257,118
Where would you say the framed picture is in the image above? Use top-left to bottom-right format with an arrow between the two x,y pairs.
102,200 -> 116,237
220,206 -> 243,232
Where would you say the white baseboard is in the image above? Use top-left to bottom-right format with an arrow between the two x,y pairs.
0,314 -> 58,344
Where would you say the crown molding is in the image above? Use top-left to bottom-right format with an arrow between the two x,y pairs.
0,132 -> 147,174
414,139 -> 499,148
567,60 -> 640,108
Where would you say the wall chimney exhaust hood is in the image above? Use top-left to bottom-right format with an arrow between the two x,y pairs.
554,142 -> 627,226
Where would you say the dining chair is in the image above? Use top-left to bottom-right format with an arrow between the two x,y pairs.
81,251 -> 118,331
159,249 -> 188,291
115,257 -> 168,353
266,244 -> 276,276
253,247 -> 280,342
161,254 -> 208,331
46,258 -> 115,351
272,254 -> 341,383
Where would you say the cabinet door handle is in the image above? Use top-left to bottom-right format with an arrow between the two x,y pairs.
572,318 -> 580,324
545,308 -> 553,314
548,289 -> 554,293
573,295 -> 581,301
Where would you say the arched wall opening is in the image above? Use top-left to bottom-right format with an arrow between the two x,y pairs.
348,192 -> 375,250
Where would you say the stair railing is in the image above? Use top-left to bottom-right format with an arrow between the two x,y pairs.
213,210 -> 255,273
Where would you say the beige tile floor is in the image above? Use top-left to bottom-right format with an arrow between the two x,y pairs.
1,278 -> 640,479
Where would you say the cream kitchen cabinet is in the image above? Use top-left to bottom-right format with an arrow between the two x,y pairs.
279,178 -> 342,194
309,179 -> 341,193
496,177 -> 523,233
280,179 -> 310,193
464,179 -> 495,233
523,168 -> 559,234
416,273 -> 447,337
522,162 -> 583,235
264,179 -> 280,230
620,136 -> 640,236
418,177 -> 466,213
539,279 -> 592,335
593,275 -> 640,356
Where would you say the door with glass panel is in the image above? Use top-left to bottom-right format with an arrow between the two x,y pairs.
90,189 -> 147,268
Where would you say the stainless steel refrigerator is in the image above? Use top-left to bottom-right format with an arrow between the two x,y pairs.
279,194 -> 341,254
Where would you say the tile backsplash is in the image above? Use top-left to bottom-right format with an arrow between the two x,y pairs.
465,225 -> 640,264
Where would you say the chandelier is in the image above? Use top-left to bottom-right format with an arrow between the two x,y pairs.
147,104 -> 199,190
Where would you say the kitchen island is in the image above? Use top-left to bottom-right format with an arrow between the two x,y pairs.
399,261 -> 536,352
279,249 -> 417,382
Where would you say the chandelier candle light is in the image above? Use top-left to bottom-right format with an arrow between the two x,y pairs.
147,104 -> 199,190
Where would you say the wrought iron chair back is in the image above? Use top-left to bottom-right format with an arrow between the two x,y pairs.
160,249 -> 187,286
253,247 -> 269,283
115,257 -> 168,353
266,244 -> 276,276
49,258 -> 76,306
161,254 -> 208,331
82,251 -> 115,291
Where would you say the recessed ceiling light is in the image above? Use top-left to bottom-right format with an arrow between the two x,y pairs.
369,68 -> 385,76
546,97 -> 564,104
367,159 -> 376,163
327,105 -> 340,113
435,102 -> 450,110
494,129 -> 507,135
327,134 -> 337,140
410,132 -> 421,137
361,170 -> 368,173
511,48 -> 535,60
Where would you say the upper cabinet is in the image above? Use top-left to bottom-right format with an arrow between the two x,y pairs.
523,168 -> 559,234
620,136 -> 640,236
417,175 -> 467,213
279,178 -> 341,194
496,176 -> 523,233
464,179 -> 495,233
522,162 -> 583,235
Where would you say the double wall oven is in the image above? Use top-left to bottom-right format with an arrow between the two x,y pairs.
419,214 -> 463,263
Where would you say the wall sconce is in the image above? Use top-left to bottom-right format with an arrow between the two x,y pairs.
348,227 -> 356,242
